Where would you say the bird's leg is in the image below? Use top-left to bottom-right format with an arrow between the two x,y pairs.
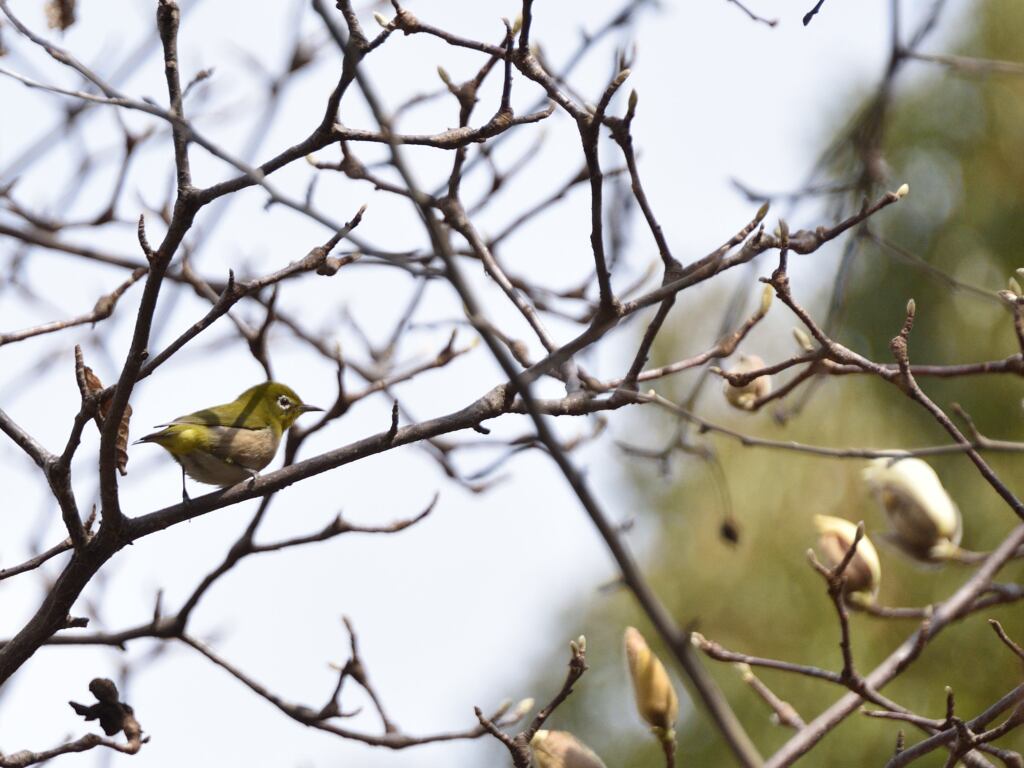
181,466 -> 192,505
245,469 -> 259,489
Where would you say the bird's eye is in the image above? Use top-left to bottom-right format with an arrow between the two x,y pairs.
277,395 -> 292,409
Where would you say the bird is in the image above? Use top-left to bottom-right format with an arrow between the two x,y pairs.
135,381 -> 322,501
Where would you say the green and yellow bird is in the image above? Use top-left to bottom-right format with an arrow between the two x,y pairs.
136,381 -> 321,499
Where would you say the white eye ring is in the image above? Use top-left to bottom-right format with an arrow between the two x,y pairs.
277,395 -> 292,409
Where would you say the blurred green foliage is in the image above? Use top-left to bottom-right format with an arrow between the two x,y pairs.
523,2 -> 1024,765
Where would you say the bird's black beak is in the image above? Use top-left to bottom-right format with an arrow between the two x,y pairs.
298,404 -> 324,414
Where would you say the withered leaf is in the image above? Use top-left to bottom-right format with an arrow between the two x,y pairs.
44,0 -> 76,31
75,346 -> 131,476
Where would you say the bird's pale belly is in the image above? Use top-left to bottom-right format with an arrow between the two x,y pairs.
176,451 -> 255,486
178,425 -> 279,486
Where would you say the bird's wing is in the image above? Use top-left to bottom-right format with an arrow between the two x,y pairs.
157,404 -> 258,429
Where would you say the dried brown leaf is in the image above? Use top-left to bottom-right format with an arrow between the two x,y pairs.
45,0 -> 76,31
74,346 -> 131,475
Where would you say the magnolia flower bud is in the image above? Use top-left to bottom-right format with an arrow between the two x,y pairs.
624,627 -> 679,733
895,182 -> 910,199
792,327 -> 814,352
511,697 -> 535,720
723,354 -> 772,411
530,730 -> 608,768
813,515 -> 881,599
862,457 -> 962,561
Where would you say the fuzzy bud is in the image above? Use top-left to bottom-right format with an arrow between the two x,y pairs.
759,284 -> 774,315
1010,277 -> 1023,297
813,515 -> 881,599
722,354 -> 772,411
792,327 -> 814,352
530,730 -> 608,768
511,697 -> 535,720
895,183 -> 910,199
862,458 -> 962,561
624,627 -> 679,733
373,11 -> 389,28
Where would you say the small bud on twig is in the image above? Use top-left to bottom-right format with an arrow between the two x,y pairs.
792,327 -> 814,352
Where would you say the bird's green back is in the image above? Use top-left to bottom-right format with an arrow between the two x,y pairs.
162,383 -> 295,432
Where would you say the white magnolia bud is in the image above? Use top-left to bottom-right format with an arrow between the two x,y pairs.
723,354 -> 772,411
895,183 -> 910,199
813,515 -> 881,599
530,730 -> 608,768
862,458 -> 962,561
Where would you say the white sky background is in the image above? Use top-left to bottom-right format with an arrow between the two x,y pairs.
0,1 -> 966,766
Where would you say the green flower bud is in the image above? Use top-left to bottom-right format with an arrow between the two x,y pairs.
813,515 -> 881,599
530,730 -> 607,768
862,458 -> 962,561
624,626 -> 679,733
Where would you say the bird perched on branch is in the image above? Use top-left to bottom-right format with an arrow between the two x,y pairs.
136,381 -> 321,500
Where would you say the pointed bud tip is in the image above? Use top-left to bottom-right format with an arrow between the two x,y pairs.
896,183 -> 910,199
792,327 -> 814,352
